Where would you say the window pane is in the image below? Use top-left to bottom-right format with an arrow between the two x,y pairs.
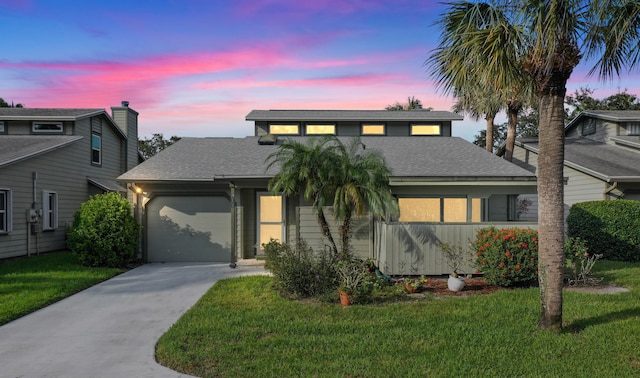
92,134 -> 101,148
362,124 -> 385,135
471,198 -> 482,222
260,195 -> 282,222
398,198 -> 440,222
0,192 -> 5,211
270,124 -> 299,134
443,198 -> 467,222
411,125 -> 441,135
259,224 -> 283,249
306,125 -> 335,135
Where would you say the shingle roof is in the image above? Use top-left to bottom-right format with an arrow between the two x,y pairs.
0,135 -> 83,168
518,138 -> 640,180
565,110 -> 640,132
246,109 -> 463,122
118,136 -> 536,182
0,108 -> 104,120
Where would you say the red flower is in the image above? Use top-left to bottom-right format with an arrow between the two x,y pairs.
479,247 -> 484,251
505,251 -> 512,258
476,251 -> 482,256
530,257 -> 535,261
498,262 -> 504,268
515,264 -> 521,270
522,243 -> 528,248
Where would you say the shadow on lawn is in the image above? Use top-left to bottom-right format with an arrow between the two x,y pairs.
564,307 -> 640,333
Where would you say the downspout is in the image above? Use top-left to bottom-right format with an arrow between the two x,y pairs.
229,182 -> 237,268
603,181 -> 618,200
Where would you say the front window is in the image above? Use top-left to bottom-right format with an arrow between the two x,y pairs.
0,189 -> 12,233
42,191 -> 58,231
91,133 -> 102,165
0,121 -> 5,133
269,124 -> 299,135
410,124 -> 441,136
257,193 -> 284,254
398,197 -> 483,223
33,122 -> 63,133
305,124 -> 336,135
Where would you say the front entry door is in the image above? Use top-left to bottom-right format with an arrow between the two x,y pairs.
257,193 -> 284,254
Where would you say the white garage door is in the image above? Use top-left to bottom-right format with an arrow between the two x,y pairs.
146,196 -> 231,262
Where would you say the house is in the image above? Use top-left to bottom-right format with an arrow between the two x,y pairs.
507,110 -> 640,222
0,102 -> 139,259
117,109 -> 537,275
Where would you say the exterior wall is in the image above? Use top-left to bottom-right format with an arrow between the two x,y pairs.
511,145 -> 539,221
565,118 -> 613,142
376,221 -> 538,275
0,116 -> 133,259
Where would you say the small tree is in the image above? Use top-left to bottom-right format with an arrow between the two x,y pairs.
67,192 -> 139,268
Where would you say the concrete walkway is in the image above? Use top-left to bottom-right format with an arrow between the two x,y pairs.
0,260 -> 267,378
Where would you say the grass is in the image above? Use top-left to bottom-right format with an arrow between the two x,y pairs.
157,260 -> 640,377
0,251 -> 126,326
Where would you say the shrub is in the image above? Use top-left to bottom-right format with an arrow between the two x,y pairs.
335,259 -> 383,304
67,192 -> 140,268
263,239 -> 338,298
565,237 -> 603,286
567,200 -> 640,262
471,226 -> 538,287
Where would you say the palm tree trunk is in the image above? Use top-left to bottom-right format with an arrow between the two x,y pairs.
485,115 -> 495,153
503,102 -> 520,161
338,211 -> 353,261
536,86 -> 566,332
316,206 -> 339,257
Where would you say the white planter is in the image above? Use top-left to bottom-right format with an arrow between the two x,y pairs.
447,275 -> 466,292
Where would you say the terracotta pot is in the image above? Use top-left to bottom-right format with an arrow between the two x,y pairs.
447,275 -> 466,292
339,291 -> 352,306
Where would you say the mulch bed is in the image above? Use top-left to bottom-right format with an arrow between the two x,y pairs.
405,277 -> 501,297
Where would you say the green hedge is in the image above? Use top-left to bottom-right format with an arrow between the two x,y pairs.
567,200 -> 640,262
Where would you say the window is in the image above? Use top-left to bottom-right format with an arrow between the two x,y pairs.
362,124 -> 385,135
581,119 -> 596,136
91,133 -> 101,165
398,197 -> 483,223
627,123 -> 640,136
305,124 -> 336,135
32,122 -> 63,133
257,193 -> 284,254
42,191 -> 58,230
410,124 -> 441,136
0,121 -> 4,133
269,124 -> 299,135
0,189 -> 12,233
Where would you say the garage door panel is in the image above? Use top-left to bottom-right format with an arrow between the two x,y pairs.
147,196 -> 231,262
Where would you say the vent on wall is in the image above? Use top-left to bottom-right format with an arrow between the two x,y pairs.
258,134 -> 277,145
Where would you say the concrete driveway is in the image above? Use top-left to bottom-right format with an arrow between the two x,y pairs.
0,260 -> 267,378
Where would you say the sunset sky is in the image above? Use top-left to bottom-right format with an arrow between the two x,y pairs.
2,0 -> 639,141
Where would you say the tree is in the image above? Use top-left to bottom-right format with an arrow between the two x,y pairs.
454,88 -> 502,152
0,98 -> 24,107
138,134 -> 181,159
266,136 -> 398,261
432,0 -> 640,331
427,1 -> 534,161
385,96 -> 432,110
566,87 -> 640,121
473,107 -> 539,149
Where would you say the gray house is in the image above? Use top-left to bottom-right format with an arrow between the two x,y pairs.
508,110 -> 640,222
118,109 -> 537,275
0,102 -> 139,259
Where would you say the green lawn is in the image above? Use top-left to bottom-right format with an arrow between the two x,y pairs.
0,251 -> 126,326
157,261 -> 640,377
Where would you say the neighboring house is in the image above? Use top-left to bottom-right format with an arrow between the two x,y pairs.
506,110 -> 640,222
118,109 -> 537,275
0,102 -> 139,259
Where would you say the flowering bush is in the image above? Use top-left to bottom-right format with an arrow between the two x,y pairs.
471,227 -> 539,287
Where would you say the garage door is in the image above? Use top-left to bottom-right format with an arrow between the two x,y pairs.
146,196 -> 231,262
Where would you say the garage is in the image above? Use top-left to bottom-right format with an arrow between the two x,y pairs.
145,195 -> 232,262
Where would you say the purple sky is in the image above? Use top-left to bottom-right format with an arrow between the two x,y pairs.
1,0 -> 638,141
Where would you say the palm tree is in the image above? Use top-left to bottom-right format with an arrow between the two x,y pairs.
427,1 -> 531,161
385,96 -> 431,110
431,0 -> 640,331
331,138 -> 399,260
266,136 -> 340,256
452,87 -> 502,153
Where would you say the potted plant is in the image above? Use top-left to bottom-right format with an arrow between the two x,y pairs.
335,260 -> 368,306
403,276 -> 426,293
440,242 -> 469,292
